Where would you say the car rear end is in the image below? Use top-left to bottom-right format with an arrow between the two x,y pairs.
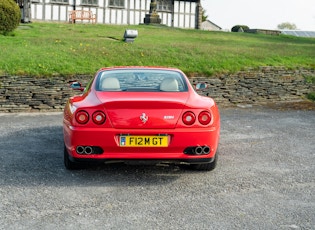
63,67 -> 220,169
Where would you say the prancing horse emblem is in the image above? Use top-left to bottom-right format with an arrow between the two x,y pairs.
140,113 -> 148,124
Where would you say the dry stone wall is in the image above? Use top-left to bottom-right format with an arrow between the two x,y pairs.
0,67 -> 314,112
191,67 -> 315,106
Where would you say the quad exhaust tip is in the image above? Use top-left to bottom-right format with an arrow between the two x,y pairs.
76,146 -> 103,155
193,146 -> 210,155
184,146 -> 211,155
77,145 -> 209,155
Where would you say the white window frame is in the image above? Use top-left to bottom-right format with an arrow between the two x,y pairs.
157,0 -> 172,12
51,0 -> 69,4
81,0 -> 98,6
108,0 -> 125,8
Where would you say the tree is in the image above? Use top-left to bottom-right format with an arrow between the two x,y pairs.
231,25 -> 249,32
0,0 -> 21,35
277,22 -> 297,30
202,8 -> 208,22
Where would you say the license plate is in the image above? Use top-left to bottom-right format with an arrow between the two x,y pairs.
120,136 -> 168,147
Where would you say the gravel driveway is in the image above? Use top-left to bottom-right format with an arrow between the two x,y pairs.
0,107 -> 314,230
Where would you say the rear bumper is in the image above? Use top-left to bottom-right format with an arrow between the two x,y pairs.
67,155 -> 216,165
63,124 -> 220,162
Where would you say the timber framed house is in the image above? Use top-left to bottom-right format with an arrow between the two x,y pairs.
16,0 -> 202,29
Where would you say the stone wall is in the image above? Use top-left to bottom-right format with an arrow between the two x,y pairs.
0,67 -> 314,112
191,67 -> 315,106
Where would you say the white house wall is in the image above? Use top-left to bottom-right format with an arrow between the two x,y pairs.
173,1 -> 196,28
30,0 -> 197,29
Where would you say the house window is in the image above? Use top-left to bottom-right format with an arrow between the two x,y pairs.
157,0 -> 172,12
109,0 -> 124,7
81,0 -> 98,5
51,0 -> 69,3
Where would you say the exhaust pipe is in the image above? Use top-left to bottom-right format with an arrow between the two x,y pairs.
202,146 -> 210,154
192,146 -> 211,155
76,146 -> 85,154
194,146 -> 203,155
84,146 -> 93,154
183,146 -> 211,155
76,146 -> 93,154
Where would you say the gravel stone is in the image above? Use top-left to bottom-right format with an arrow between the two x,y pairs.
0,107 -> 314,229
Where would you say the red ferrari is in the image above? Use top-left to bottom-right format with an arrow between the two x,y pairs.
63,67 -> 220,171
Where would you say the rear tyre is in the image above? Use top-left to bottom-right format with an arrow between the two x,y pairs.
64,145 -> 83,170
190,153 -> 218,171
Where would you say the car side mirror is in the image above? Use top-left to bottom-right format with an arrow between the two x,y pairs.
195,83 -> 207,90
69,81 -> 84,91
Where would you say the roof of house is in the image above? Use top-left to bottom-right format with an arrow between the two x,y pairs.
201,20 -> 222,30
281,30 -> 315,38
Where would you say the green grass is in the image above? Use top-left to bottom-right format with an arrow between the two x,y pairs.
0,22 -> 314,77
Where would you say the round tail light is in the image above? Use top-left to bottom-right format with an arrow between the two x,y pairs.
75,110 -> 89,124
182,111 -> 196,125
92,111 -> 106,125
198,111 -> 211,125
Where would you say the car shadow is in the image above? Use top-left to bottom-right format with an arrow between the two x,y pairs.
0,125 -> 203,187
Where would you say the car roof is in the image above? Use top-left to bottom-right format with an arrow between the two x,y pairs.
97,66 -> 182,72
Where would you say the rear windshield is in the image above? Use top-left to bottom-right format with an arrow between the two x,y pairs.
96,69 -> 188,92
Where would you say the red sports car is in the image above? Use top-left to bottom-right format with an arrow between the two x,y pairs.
63,67 -> 220,171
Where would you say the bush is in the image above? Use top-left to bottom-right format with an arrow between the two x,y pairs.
304,76 -> 315,84
231,25 -> 250,32
0,0 -> 21,35
307,92 -> 315,101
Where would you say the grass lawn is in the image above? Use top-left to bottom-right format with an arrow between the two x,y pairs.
0,22 -> 314,77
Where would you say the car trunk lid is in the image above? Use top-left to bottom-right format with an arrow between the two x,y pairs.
96,92 -> 189,129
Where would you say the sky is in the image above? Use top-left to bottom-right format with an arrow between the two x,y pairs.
201,0 -> 315,31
